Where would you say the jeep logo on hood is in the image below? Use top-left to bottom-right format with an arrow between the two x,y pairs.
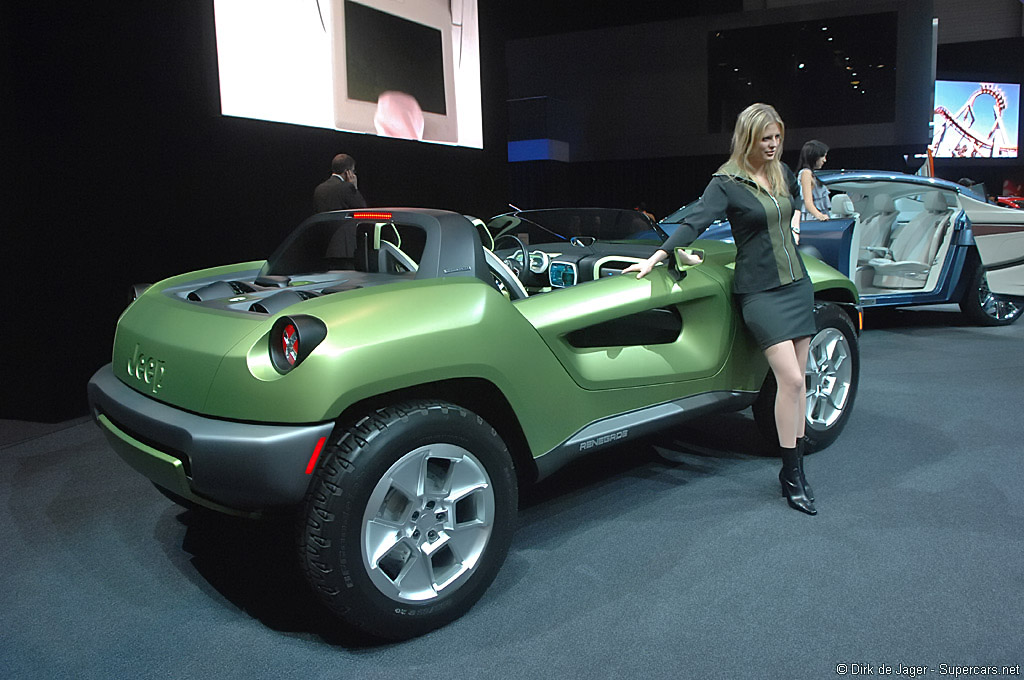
126,344 -> 166,394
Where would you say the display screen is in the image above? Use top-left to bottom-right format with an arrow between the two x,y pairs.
930,80 -> 1020,158
213,0 -> 482,147
345,1 -> 446,114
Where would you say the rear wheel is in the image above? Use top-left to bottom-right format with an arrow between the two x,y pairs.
752,302 -> 860,453
298,401 -> 517,640
959,260 -> 1022,326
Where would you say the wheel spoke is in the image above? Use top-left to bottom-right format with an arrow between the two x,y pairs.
830,344 -> 848,370
365,517 -> 404,567
392,549 -> 437,600
361,442 -> 498,605
447,458 -> 490,505
805,326 -> 853,429
807,395 -> 822,424
828,382 -> 849,410
442,524 -> 489,576
387,451 -> 427,499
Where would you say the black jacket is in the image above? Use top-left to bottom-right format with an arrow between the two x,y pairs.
313,175 -> 367,213
662,161 -> 807,294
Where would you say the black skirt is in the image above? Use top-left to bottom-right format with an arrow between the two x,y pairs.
737,276 -> 816,350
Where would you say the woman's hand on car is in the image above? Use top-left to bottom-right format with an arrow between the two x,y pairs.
622,250 -> 669,279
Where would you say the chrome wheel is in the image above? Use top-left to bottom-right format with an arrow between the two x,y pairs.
975,272 -> 1021,323
751,302 -> 859,452
806,327 -> 854,430
960,260 -> 1023,326
362,443 -> 495,603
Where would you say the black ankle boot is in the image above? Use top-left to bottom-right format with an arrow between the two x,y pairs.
796,437 -> 814,503
779,445 -> 816,515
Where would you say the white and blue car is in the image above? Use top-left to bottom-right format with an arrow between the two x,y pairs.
664,170 -> 1024,325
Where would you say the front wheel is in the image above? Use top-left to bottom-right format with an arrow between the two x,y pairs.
959,260 -> 1022,326
752,302 -> 860,453
298,401 -> 517,640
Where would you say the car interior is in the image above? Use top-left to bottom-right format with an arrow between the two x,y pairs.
484,209 -> 663,297
830,182 -> 957,294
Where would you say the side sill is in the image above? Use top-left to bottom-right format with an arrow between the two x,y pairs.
533,390 -> 757,480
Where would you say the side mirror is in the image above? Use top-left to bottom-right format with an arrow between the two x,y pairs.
674,247 -> 704,269
668,247 -> 703,281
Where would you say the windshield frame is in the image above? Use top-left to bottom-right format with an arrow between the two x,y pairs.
487,208 -> 667,246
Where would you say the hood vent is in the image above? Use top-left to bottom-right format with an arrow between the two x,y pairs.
249,289 -> 320,315
254,275 -> 290,288
187,280 -> 257,302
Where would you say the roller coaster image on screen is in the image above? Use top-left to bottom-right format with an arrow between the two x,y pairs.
931,81 -> 1020,159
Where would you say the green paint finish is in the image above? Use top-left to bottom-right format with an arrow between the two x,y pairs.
106,231 -> 855,464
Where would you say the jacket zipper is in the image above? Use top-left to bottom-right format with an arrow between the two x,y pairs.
767,193 -> 796,280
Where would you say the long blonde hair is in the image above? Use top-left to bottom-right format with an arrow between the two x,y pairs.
719,103 -> 789,196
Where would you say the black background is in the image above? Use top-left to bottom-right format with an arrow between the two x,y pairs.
2,2 -> 1020,421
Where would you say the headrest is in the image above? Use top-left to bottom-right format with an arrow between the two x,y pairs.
873,194 -> 896,213
924,192 -> 948,212
830,194 -> 856,217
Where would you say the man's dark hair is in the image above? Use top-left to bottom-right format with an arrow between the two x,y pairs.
331,153 -> 356,174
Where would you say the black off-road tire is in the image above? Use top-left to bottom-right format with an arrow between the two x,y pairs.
298,400 -> 517,640
752,302 -> 860,453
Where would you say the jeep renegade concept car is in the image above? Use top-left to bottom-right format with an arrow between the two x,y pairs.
88,207 -> 860,639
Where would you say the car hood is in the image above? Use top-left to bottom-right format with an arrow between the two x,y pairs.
112,263 -> 285,411
110,260 -> 414,414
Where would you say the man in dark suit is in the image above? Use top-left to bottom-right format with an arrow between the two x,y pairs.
314,153 -> 367,212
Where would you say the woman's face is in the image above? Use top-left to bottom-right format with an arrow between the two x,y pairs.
750,123 -> 781,167
815,153 -> 827,170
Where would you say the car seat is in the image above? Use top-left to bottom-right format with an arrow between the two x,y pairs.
867,192 -> 952,289
830,194 -> 858,221
856,193 -> 898,265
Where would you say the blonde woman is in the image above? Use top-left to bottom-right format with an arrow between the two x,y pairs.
624,103 -> 816,515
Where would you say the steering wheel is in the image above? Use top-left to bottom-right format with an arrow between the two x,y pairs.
483,249 -> 529,300
493,233 -> 529,278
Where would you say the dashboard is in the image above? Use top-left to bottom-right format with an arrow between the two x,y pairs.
498,242 -> 656,291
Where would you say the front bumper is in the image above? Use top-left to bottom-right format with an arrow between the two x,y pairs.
87,364 -> 335,513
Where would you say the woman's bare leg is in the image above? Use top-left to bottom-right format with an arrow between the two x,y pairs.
764,338 -> 807,447
766,336 -> 816,515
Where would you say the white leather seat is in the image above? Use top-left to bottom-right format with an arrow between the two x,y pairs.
830,194 -> 858,221
856,194 -> 898,265
868,192 -> 951,289
828,194 -> 861,279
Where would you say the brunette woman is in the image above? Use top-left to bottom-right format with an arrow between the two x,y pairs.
797,139 -> 831,221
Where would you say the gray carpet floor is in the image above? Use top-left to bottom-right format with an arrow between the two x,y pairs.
2,305 -> 1022,679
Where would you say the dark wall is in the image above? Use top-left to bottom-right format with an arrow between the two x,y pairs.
3,3 -> 1019,422
3,3 -> 511,421
507,19 -> 1022,219
507,0 -> 936,162
505,0 -> 942,217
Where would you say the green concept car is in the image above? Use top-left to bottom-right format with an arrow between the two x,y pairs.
88,207 -> 860,639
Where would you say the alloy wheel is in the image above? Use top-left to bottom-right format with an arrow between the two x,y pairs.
362,444 -> 495,603
806,327 -> 854,430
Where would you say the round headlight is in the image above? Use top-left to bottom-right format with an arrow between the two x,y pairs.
269,315 -> 327,374
281,322 -> 299,367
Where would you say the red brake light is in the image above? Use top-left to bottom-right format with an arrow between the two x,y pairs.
351,211 -> 393,220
